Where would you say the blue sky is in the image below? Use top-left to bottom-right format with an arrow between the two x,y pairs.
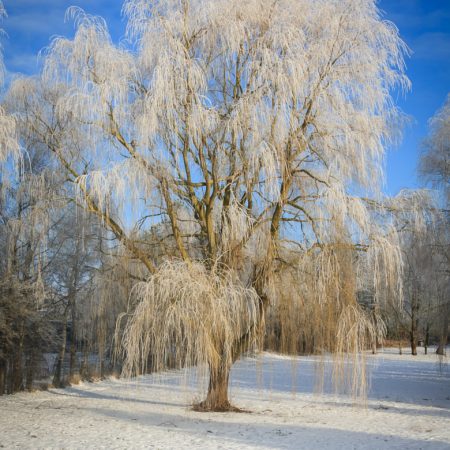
2,0 -> 449,196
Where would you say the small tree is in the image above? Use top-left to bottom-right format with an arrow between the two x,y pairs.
419,95 -> 450,355
50,209 -> 100,386
420,95 -> 450,206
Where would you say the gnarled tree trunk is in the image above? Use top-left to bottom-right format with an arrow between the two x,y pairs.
196,291 -> 268,412
195,360 -> 234,412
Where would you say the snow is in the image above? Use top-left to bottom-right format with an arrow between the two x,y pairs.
1,349 -> 449,449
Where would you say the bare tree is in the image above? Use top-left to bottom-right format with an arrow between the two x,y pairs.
50,209 -> 99,387
420,95 -> 450,206
419,95 -> 450,355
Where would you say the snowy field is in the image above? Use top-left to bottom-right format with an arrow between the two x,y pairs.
1,349 -> 449,449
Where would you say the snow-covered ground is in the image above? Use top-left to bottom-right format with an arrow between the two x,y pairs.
1,348 -> 449,449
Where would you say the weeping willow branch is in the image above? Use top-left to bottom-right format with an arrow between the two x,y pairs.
117,260 -> 260,379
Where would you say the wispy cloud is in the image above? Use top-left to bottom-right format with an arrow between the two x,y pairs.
1,0 -> 124,75
379,1 -> 450,67
6,52 -> 40,72
411,32 -> 450,61
4,0 -> 114,11
6,11 -> 69,37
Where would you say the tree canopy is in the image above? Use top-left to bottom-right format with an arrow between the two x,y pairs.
1,0 -> 439,409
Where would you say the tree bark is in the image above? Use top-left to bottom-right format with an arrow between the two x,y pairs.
195,290 -> 268,412
371,304 -> 380,354
436,311 -> 449,356
10,323 -> 25,393
10,352 -> 23,393
25,350 -> 36,391
53,309 -> 68,388
0,358 -> 6,395
69,302 -> 77,378
410,326 -> 417,356
195,361 -> 235,412
80,339 -> 89,380
410,333 -> 417,356
410,296 -> 418,356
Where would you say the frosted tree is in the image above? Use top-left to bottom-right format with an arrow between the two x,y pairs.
420,94 -> 450,206
398,229 -> 437,356
50,209 -> 101,387
419,95 -> 450,355
6,0 -> 413,410
0,2 -> 19,168
384,205 -> 449,356
0,147 -> 60,393
0,1 -> 29,394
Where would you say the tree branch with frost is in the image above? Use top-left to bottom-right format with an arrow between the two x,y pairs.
5,0 -> 417,409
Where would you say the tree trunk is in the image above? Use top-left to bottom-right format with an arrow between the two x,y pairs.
0,358 -> 6,395
10,324 -> 25,393
195,362 -> 234,412
99,355 -> 104,379
371,304 -> 379,354
25,350 -> 35,391
67,250 -> 80,379
410,297 -> 418,356
410,334 -> 417,356
53,310 -> 68,388
81,340 -> 89,380
424,323 -> 429,355
194,282 -> 268,412
10,351 -> 23,393
69,302 -> 77,378
436,309 -> 448,356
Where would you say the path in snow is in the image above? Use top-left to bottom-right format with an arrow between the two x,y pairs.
1,349 -> 449,449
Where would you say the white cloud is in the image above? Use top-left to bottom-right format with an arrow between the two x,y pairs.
411,32 -> 450,61
1,0 -> 124,75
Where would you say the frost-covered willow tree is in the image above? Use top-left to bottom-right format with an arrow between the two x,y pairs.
6,0 -> 411,410
0,2 -> 19,167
